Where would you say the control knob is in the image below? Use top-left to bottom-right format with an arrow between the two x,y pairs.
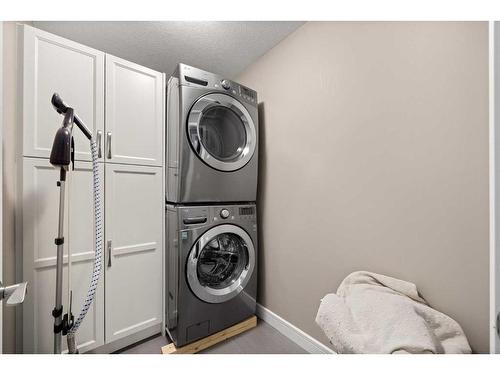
221,79 -> 231,90
220,209 -> 230,219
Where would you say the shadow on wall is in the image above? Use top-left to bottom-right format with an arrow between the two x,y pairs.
256,102 -> 266,304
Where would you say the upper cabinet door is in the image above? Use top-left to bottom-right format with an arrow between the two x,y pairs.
21,25 -> 105,161
105,54 -> 163,166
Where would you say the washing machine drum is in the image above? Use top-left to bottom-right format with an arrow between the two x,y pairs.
187,224 -> 256,303
187,93 -> 256,172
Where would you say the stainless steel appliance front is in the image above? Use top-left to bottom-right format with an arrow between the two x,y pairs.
166,63 -> 259,203
165,203 -> 258,347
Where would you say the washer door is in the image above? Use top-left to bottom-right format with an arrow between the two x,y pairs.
187,224 -> 256,303
187,93 -> 256,172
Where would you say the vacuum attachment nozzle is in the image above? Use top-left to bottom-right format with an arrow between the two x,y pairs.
51,92 -> 92,140
51,92 -> 69,115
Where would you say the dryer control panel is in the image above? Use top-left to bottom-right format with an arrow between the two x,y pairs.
175,63 -> 258,105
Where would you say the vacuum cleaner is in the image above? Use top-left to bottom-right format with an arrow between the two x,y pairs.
49,93 -> 103,354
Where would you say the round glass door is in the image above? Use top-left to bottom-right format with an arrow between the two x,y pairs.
187,224 -> 256,303
198,106 -> 247,162
187,93 -> 256,172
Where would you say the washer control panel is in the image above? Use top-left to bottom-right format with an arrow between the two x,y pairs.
179,204 -> 256,229
212,205 -> 256,222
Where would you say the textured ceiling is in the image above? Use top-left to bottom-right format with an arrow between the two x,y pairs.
33,21 -> 304,78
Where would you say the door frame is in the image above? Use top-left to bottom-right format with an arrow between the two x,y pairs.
490,20 -> 500,354
1,20 -> 4,353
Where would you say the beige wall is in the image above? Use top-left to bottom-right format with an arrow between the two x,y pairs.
237,22 -> 490,353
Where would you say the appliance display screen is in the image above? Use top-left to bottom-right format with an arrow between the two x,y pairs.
239,207 -> 255,216
241,87 -> 256,99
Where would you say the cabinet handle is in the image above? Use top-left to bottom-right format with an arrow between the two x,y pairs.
107,240 -> 112,268
497,312 -> 500,338
96,131 -> 102,158
106,132 -> 112,159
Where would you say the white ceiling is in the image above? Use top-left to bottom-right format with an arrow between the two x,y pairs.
33,21 -> 304,78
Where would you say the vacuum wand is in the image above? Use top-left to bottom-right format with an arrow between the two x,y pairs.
49,92 -> 102,354
50,107 -> 74,354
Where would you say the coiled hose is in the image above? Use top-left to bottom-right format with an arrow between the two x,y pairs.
67,139 -> 103,353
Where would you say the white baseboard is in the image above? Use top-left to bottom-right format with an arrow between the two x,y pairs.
88,324 -> 161,354
256,303 -> 335,354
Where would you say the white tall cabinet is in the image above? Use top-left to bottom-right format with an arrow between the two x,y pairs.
19,25 -> 164,353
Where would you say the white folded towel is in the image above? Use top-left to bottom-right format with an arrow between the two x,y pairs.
315,271 -> 471,354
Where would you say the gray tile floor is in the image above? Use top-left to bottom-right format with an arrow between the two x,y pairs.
117,319 -> 307,354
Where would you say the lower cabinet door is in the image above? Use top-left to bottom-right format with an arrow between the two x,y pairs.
104,163 -> 163,344
22,158 -> 104,353
66,161 -> 105,353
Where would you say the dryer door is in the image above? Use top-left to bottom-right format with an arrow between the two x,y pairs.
187,93 -> 256,172
187,224 -> 256,303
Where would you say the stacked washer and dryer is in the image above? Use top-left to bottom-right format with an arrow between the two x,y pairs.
165,64 -> 259,347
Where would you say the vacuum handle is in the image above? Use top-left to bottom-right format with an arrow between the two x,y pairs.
51,93 -> 92,140
49,109 -> 74,168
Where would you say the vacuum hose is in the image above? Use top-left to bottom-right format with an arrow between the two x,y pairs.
67,139 -> 103,353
